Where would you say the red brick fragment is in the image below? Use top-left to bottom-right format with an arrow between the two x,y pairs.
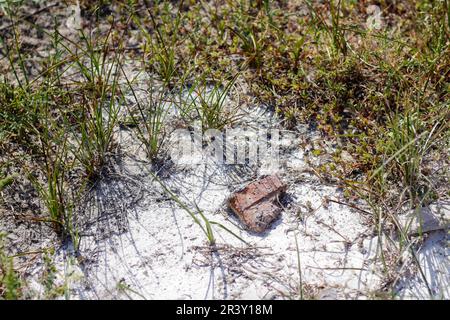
229,175 -> 287,232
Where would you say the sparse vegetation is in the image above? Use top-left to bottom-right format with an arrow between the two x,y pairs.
0,233 -> 21,299
0,0 -> 448,300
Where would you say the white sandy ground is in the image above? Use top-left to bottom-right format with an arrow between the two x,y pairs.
0,2 -> 447,301
19,99 -> 448,300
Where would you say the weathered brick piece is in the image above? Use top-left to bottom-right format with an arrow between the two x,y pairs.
229,175 -> 287,233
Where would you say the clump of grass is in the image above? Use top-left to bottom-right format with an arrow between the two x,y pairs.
0,28 -> 82,246
122,68 -> 171,161
294,233 -> 304,300
329,0 -> 347,56
29,148 -> 74,239
378,111 -> 444,205
0,174 -> 17,192
116,279 -> 147,300
40,248 -> 66,299
64,25 -> 123,181
181,73 -> 240,132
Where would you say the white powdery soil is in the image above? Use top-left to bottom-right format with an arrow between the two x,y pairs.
27,106 -> 449,300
